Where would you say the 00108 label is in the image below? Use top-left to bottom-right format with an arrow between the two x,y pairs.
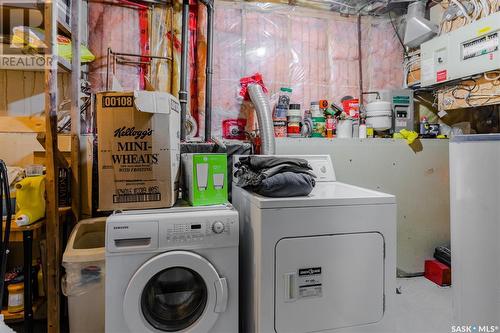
297,267 -> 323,299
102,95 -> 134,108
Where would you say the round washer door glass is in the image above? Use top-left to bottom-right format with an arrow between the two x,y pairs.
141,267 -> 207,332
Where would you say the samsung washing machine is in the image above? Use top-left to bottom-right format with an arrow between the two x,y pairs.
105,205 -> 238,333
232,155 -> 397,333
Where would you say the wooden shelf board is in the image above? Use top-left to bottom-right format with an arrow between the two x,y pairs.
57,20 -> 72,37
0,116 -> 45,134
57,56 -> 72,73
2,207 -> 70,242
2,298 -> 44,323
58,206 -> 72,215
2,219 -> 44,242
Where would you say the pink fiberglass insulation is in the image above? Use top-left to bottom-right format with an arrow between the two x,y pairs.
88,0 -> 141,92
197,1 -> 403,137
361,16 -> 404,98
88,1 -> 403,136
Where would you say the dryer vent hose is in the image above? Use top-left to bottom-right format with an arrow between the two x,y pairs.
248,84 -> 275,155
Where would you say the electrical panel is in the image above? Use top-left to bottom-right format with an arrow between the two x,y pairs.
420,11 -> 500,87
380,89 -> 415,132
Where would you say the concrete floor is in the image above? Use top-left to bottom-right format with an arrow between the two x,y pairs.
393,277 -> 452,333
9,277 -> 452,333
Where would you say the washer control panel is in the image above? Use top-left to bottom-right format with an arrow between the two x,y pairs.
159,209 -> 238,248
165,220 -> 229,241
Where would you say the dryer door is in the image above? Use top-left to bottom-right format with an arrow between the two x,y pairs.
123,250 -> 228,333
275,232 -> 385,333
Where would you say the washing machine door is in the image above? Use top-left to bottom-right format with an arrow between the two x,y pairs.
123,250 -> 228,333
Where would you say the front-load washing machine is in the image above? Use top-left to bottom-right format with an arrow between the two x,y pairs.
232,155 -> 397,333
105,205 -> 238,333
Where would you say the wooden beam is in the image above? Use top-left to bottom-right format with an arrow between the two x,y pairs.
44,1 -> 61,332
36,133 -> 70,169
71,0 -> 82,222
437,75 -> 500,111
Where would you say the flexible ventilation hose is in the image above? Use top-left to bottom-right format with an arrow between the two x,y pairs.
248,84 -> 275,155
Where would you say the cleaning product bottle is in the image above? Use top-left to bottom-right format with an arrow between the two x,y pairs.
420,116 -> 429,135
14,175 -> 46,227
359,119 -> 367,139
311,102 -> 326,138
326,115 -> 334,138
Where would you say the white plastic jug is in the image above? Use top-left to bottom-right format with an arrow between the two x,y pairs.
0,315 -> 15,333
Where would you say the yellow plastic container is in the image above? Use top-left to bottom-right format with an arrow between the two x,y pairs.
14,175 -> 46,227
7,283 -> 24,313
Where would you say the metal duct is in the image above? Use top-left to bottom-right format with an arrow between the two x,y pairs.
248,84 -> 275,155
403,1 -> 438,48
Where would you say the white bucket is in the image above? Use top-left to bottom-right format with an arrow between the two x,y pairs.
337,119 -> 353,138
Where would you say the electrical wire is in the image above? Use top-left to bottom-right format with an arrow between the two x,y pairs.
388,11 -> 407,57
479,0 -> 490,16
403,51 -> 420,87
0,160 -> 13,304
451,0 -> 472,22
471,0 -> 482,20
448,77 -> 500,107
484,71 -> 500,82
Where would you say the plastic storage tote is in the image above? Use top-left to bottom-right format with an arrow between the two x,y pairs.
62,217 -> 105,333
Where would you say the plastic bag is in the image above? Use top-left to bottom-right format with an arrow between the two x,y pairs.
11,26 -> 96,63
62,260 -> 105,297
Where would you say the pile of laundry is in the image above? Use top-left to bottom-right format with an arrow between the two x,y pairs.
234,156 -> 316,197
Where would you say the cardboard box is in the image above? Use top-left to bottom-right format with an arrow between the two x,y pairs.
96,91 -> 180,211
182,154 -> 228,206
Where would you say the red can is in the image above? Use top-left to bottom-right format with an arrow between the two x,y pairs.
342,99 -> 360,119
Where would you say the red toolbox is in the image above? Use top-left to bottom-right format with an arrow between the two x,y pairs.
425,259 -> 451,286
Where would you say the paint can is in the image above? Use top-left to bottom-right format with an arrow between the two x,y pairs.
342,99 -> 360,119
8,282 -> 24,313
287,104 -> 302,137
273,118 -> 287,138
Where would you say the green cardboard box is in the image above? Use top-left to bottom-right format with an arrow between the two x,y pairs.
182,153 -> 228,206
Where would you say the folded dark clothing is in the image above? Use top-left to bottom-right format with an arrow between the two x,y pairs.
236,156 -> 311,171
252,172 -> 316,197
236,163 -> 316,188
260,163 -> 316,179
